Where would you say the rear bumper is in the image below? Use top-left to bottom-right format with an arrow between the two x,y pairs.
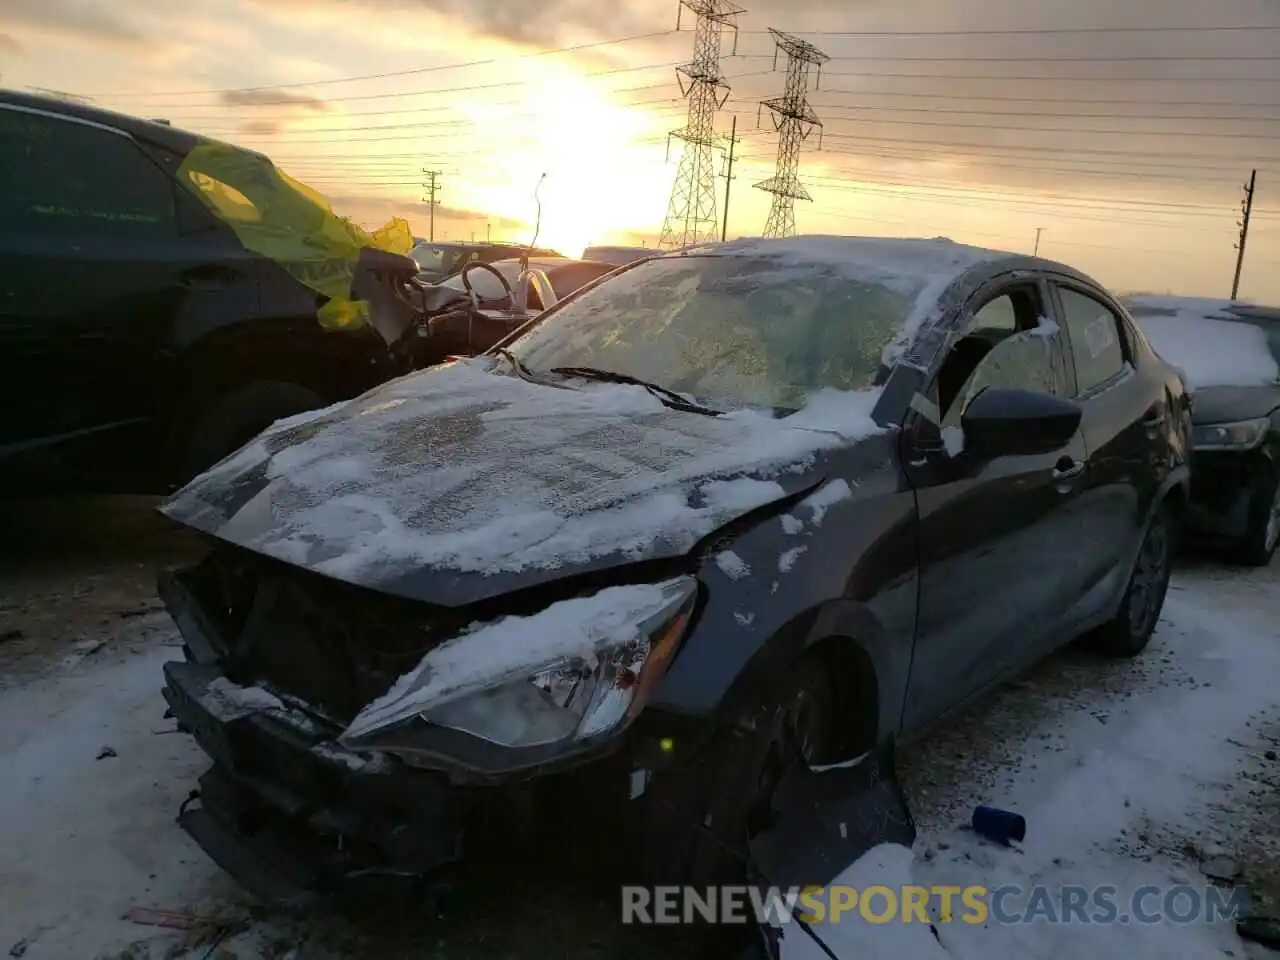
162,660 -> 469,910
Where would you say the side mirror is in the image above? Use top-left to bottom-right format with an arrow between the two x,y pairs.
960,387 -> 1082,458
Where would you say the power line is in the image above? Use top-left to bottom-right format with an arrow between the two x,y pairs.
733,127 -> 1280,165
798,117 -> 1280,142
737,25 -> 1280,37
103,61 -> 687,109
801,70 -> 1280,83
814,89 -> 1280,109
739,54 -> 1280,63
173,97 -> 686,137
740,146 -> 1240,186
88,31 -> 680,97
806,103 -> 1280,124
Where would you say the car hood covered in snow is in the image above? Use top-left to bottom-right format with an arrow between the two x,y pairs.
1188,384 -> 1280,425
160,359 -> 885,606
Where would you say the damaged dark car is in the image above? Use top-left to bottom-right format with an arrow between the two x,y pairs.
157,237 -> 1191,911
1128,296 -> 1280,566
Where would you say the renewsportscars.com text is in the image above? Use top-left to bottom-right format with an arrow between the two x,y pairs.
621,883 -> 1249,926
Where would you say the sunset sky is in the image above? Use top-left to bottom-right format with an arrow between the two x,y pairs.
3,0 -> 1280,302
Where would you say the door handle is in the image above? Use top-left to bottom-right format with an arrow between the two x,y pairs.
179,265 -> 238,290
1053,458 -> 1085,482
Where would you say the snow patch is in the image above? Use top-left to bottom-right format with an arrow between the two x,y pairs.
165,361 -> 888,584
200,677 -> 284,721
801,479 -> 854,525
778,545 -> 807,573
941,425 -> 965,457
1031,315 -> 1060,339
734,611 -> 755,627
343,577 -> 694,741
780,513 -> 804,535
715,550 -> 751,579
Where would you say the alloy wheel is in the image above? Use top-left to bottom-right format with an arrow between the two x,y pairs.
1128,517 -> 1171,638
1265,482 -> 1280,554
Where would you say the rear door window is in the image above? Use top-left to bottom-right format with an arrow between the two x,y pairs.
0,108 -> 175,237
1055,286 -> 1129,395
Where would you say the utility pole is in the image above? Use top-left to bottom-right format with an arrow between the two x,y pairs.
1232,169 -> 1257,300
720,114 -> 739,242
486,222 -> 492,242
422,169 -> 441,242
1033,227 -> 1043,256
756,28 -> 830,238
659,0 -> 744,250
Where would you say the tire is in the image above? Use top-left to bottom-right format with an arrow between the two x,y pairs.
1231,465 -> 1280,567
1087,501 -> 1174,658
177,381 -> 325,482
665,657 -> 837,888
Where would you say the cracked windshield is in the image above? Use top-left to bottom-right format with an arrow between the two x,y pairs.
3,2 -> 1280,960
510,255 -> 913,409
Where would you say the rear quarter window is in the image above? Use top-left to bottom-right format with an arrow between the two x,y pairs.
0,109 -> 175,237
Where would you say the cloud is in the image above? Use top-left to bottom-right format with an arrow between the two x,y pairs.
239,119 -> 283,135
404,0 -> 661,47
0,33 -> 24,55
325,191 -> 525,237
220,88 -> 330,111
0,0 -> 161,52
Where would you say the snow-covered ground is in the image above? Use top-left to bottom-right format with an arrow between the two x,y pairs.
1,516 -> 1278,958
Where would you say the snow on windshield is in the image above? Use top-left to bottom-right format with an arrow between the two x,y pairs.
509,236 -> 1001,411
1127,296 -> 1280,389
164,359 -> 886,584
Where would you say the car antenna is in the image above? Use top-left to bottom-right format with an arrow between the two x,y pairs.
513,172 -> 546,314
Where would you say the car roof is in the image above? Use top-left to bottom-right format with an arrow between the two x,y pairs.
654,235 -> 1102,297
0,88 -> 227,157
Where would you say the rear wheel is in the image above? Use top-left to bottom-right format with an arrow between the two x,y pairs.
177,380 -> 325,483
1231,466 -> 1280,567
1088,502 -> 1174,657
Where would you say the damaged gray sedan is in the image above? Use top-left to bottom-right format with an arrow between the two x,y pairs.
157,236 -> 1190,909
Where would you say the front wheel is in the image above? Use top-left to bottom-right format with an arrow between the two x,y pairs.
176,380 -> 325,483
1087,502 -> 1174,658
1231,466 -> 1280,567
667,657 -> 836,888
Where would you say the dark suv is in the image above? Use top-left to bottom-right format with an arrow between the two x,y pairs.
0,91 -> 411,495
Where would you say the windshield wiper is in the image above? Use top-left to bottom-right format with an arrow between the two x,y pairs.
548,366 -> 722,415
492,349 -> 573,390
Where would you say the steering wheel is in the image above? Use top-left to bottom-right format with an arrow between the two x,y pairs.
459,261 -> 514,310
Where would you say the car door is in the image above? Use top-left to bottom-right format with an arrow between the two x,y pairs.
900,274 -> 1089,731
0,104 -> 182,460
1049,279 -> 1164,626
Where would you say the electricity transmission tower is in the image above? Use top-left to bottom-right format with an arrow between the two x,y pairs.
755,29 -> 829,239
658,0 -> 744,250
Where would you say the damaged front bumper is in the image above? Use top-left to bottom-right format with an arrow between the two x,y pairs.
161,660 -> 470,911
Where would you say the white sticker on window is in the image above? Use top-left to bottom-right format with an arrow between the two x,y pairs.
1083,313 -> 1115,359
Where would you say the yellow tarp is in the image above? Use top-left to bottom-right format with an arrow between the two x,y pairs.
177,142 -> 413,331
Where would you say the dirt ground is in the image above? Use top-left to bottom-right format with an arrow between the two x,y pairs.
0,496 -> 203,683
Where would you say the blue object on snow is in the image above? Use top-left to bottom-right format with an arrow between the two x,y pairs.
972,805 -> 1026,845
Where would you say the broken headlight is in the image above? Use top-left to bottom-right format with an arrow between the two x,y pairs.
338,576 -> 698,773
